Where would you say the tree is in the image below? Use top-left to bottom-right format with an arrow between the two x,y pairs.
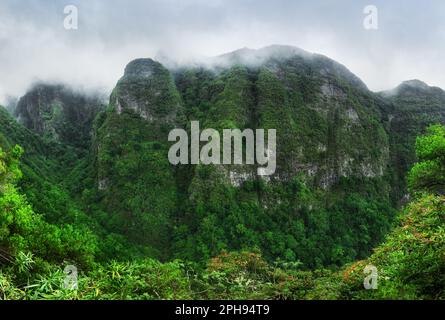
408,124 -> 445,194
0,145 -> 23,188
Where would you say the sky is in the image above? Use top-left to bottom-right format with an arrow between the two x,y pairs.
0,0 -> 444,103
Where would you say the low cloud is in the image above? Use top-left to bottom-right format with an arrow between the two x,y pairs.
0,0 -> 444,103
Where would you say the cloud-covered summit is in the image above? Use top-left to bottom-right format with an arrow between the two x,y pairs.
0,0 -> 444,103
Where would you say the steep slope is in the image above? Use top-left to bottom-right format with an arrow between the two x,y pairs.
0,105 -> 87,239
92,46 -> 397,267
380,80 -> 445,201
15,83 -> 104,150
0,105 -> 69,182
0,104 -> 145,261
5,46 -> 442,270
175,45 -> 390,187
93,59 -> 183,258
1,46 -> 444,300
341,124 -> 445,299
0,82 -> 108,227
172,46 -> 395,267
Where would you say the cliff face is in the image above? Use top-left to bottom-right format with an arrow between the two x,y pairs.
381,80 -> 445,201
6,46 -> 445,267
15,84 -> 104,149
110,59 -> 183,127
90,46 -> 401,265
93,59 -> 182,254
173,46 -> 390,188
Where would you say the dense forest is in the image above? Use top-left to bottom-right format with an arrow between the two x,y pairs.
0,46 -> 444,299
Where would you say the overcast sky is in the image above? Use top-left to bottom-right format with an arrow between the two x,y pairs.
0,0 -> 444,103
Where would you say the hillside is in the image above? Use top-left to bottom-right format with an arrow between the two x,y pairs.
91,46 -> 399,267
0,45 -> 444,300
15,83 -> 105,150
380,80 -> 445,201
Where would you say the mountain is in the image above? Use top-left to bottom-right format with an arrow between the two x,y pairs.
14,83 -> 105,150
2,95 -> 18,115
0,85 -> 107,238
208,45 -> 368,91
2,46 -> 445,269
380,79 -> 445,201
91,46 -> 405,266
93,58 -> 182,257
175,45 -> 388,186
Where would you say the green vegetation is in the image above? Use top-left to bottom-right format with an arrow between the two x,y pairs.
0,124 -> 444,299
168,60 -> 395,268
408,124 -> 445,194
1,49 -> 444,300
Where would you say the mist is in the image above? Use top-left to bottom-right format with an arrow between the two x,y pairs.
1,0 -> 444,104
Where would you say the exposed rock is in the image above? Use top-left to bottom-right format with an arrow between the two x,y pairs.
15,83 -> 104,149
110,58 -> 182,127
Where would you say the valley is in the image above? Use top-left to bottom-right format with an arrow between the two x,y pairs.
0,45 -> 444,300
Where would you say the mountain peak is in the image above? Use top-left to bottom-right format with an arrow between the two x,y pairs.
399,79 -> 430,90
124,58 -> 164,78
198,45 -> 366,90
111,57 -> 181,125
381,79 -> 445,97
212,45 -> 312,67
15,82 -> 104,148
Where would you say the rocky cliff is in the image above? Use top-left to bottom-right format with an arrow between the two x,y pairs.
5,46 -> 445,267
15,83 -> 104,149
90,46 -> 422,265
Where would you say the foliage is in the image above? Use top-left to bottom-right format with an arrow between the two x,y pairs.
1,51 -> 445,300
340,194 -> 445,299
408,124 -> 445,194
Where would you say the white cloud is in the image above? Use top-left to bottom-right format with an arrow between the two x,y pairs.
0,0 -> 444,103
